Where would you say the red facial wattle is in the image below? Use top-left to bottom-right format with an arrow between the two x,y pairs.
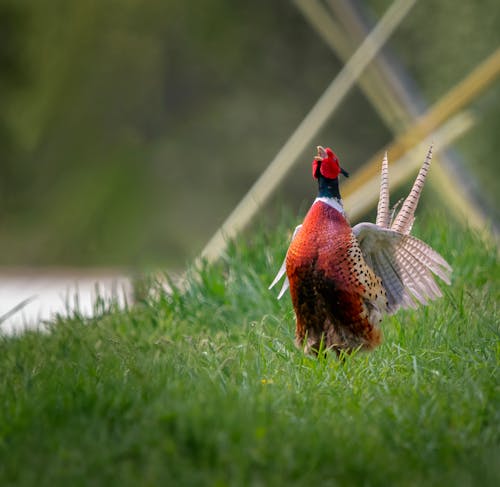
312,147 -> 341,179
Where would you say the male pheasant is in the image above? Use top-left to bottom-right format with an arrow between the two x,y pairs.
270,145 -> 451,355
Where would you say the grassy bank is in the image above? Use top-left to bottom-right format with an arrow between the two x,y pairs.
0,216 -> 498,486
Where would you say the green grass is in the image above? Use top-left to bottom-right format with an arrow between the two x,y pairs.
0,216 -> 499,486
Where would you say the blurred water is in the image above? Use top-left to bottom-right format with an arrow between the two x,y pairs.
0,270 -> 133,334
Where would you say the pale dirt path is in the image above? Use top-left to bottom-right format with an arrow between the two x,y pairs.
0,269 -> 133,334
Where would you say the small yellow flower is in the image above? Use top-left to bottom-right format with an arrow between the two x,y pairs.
260,378 -> 273,385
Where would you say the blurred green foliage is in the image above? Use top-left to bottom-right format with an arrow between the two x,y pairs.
0,0 -> 498,267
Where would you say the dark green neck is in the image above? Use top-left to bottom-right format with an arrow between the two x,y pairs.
317,175 -> 342,199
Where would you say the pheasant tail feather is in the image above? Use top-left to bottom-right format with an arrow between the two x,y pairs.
392,144 -> 433,235
376,151 -> 390,228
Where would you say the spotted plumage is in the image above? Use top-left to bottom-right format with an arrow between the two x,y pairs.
270,145 -> 452,355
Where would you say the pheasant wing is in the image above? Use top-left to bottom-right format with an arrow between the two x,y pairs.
352,222 -> 452,314
269,224 -> 302,299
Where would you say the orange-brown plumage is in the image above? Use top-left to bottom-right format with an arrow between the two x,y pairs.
286,201 -> 385,354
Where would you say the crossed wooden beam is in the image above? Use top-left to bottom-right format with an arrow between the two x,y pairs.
297,0 -> 499,238
197,0 -> 500,267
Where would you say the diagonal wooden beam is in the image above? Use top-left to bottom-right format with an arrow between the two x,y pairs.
197,0 -> 417,264
340,47 -> 500,196
294,0 -> 415,130
297,0 -> 499,236
325,0 -> 422,126
343,111 -> 476,217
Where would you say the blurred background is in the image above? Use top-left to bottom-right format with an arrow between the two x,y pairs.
0,0 -> 499,274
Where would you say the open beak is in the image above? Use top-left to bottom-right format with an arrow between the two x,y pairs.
316,145 -> 327,160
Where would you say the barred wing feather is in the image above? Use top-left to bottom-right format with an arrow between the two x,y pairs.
352,222 -> 451,314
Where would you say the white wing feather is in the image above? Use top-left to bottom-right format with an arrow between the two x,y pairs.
269,225 -> 302,299
353,222 -> 451,314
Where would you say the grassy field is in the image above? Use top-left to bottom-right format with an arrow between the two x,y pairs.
0,216 -> 499,486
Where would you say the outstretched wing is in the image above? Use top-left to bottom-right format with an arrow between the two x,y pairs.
269,224 -> 302,299
352,222 -> 452,314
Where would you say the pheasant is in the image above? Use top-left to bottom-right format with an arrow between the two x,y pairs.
269,145 -> 452,355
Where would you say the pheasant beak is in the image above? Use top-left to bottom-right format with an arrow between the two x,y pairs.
316,145 -> 327,160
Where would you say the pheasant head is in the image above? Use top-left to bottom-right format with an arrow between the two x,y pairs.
312,146 -> 349,199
